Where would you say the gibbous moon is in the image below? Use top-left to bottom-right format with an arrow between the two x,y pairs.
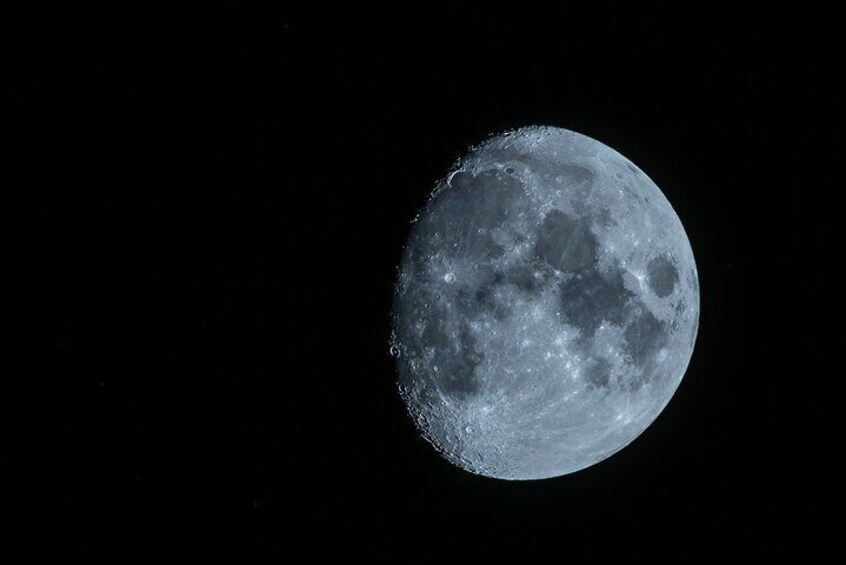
391,126 -> 699,480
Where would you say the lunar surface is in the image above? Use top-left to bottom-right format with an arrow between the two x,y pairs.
390,126 -> 699,480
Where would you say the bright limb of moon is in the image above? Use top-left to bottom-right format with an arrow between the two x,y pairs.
391,126 -> 699,480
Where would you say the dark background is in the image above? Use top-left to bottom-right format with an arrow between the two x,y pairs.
2,5 -> 839,560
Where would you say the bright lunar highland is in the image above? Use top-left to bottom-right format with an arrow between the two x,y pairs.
391,126 -> 699,480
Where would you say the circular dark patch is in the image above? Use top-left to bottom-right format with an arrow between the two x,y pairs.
647,255 -> 679,298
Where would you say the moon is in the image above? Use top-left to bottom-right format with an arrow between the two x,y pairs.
390,126 -> 699,480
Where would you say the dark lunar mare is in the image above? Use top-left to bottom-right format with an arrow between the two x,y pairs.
557,268 -> 632,339
647,255 -> 679,297
535,210 -> 598,272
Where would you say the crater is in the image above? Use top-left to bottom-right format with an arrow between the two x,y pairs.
535,210 -> 598,272
647,255 -> 679,298
558,267 -> 632,338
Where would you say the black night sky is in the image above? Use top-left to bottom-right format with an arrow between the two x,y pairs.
2,5 -> 838,560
